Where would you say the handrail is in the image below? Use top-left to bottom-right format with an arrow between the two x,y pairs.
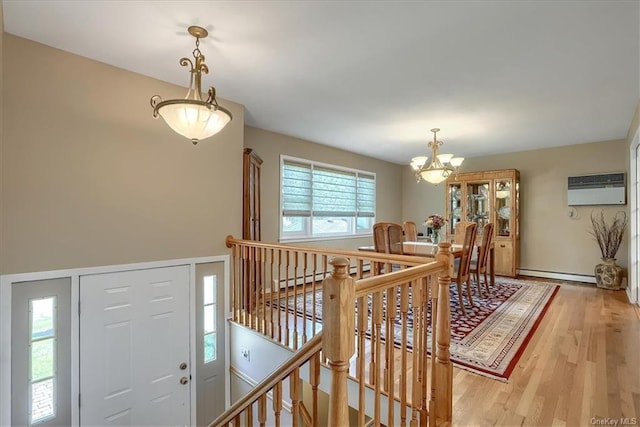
354,259 -> 447,297
225,234 -> 432,265
210,333 -> 323,427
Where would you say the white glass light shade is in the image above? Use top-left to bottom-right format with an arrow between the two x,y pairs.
421,169 -> 447,184
496,190 -> 510,199
410,156 -> 428,170
157,103 -> 232,143
450,157 -> 464,167
437,153 -> 453,164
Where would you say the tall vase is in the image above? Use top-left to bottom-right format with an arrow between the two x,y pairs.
595,258 -> 624,290
432,229 -> 440,244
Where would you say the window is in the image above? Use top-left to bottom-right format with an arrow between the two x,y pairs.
29,296 -> 57,425
280,156 -> 376,240
203,275 -> 217,363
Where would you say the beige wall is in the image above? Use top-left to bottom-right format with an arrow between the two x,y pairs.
626,100 -> 640,145
403,140 -> 629,278
1,35 -> 244,274
244,126 -> 403,250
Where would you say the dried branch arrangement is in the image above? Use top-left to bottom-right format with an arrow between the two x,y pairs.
590,211 -> 628,259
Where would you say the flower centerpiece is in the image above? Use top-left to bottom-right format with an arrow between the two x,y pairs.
589,211 -> 628,289
424,214 -> 446,243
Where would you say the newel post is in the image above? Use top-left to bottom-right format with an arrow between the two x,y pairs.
434,242 -> 453,424
322,257 -> 355,427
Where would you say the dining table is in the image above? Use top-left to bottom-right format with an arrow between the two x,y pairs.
358,240 -> 495,288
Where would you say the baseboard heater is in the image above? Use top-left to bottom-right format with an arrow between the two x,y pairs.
268,262 -> 372,290
567,172 -> 626,206
518,268 -> 596,284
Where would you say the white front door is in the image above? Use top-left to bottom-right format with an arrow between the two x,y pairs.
79,266 -> 190,426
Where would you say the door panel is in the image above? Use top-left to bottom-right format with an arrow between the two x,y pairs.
80,266 -> 190,426
12,278 -> 72,427
494,240 -> 513,276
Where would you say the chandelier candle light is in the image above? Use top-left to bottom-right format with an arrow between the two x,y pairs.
150,26 -> 232,144
411,128 -> 464,184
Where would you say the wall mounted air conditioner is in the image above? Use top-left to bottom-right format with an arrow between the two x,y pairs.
567,172 -> 626,206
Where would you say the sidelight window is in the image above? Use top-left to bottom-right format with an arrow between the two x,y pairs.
29,296 -> 57,425
203,275 -> 217,363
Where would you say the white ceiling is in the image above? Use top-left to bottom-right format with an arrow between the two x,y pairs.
3,1 -> 639,164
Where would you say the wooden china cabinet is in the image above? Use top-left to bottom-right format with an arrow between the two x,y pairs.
445,169 -> 520,277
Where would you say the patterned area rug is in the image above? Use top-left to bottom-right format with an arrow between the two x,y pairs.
279,277 -> 559,381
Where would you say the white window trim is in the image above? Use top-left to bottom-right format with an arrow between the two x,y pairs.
279,155 -> 376,242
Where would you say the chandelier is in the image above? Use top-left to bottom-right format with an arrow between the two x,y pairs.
150,26 -> 232,145
411,128 -> 464,184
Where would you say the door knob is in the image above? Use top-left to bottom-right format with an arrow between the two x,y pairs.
180,376 -> 189,385
179,362 -> 187,370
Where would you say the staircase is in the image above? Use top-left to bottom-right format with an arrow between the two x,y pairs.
212,236 -> 455,427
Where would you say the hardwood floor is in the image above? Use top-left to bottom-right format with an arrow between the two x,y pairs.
258,278 -> 639,425
451,279 -> 640,426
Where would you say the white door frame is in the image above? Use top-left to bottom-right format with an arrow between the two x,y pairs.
630,129 -> 640,305
0,255 -> 230,427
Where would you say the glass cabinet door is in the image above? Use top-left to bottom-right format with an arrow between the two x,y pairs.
495,179 -> 512,237
448,183 -> 462,235
466,182 -> 490,232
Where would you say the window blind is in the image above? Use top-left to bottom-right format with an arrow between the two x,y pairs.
281,157 -> 376,224
357,173 -> 375,217
312,166 -> 357,217
282,160 -> 312,216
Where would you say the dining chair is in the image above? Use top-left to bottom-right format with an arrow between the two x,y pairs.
387,223 -> 404,255
470,222 -> 494,297
452,222 -> 477,315
372,222 -> 404,274
453,221 -> 472,244
403,220 -> 418,241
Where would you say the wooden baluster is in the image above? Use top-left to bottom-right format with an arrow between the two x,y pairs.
249,245 -> 255,330
411,281 -> 423,427
421,278 -> 429,426
302,253 -> 308,343
231,244 -> 239,322
434,243 -> 453,426
311,254 -> 318,333
258,394 -> 267,427
290,367 -> 300,427
269,248 -> 275,339
241,245 -> 248,326
246,405 -> 253,427
322,257 -> 355,427
400,283 -> 409,427
428,274 -> 438,427
384,288 -> 391,392
233,414 -> 241,427
276,250 -> 283,345
285,250 -> 291,347
273,382 -> 283,427
387,286 -> 397,426
321,254 -> 329,365
256,248 -> 267,335
293,251 -> 299,349
373,290 -> 382,426
356,295 -> 367,427
310,352 -> 320,427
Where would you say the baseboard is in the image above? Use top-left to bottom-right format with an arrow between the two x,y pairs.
517,269 -> 596,284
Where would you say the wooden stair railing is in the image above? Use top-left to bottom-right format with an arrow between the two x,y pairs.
222,236 -> 454,427
211,333 -> 323,427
